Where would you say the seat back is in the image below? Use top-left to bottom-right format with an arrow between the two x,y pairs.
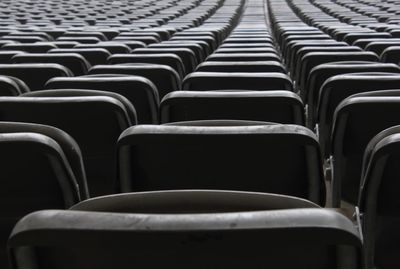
108,53 -> 186,79
132,47 -> 197,74
12,53 -> 91,76
8,209 -> 362,269
0,64 -> 72,91
206,52 -> 281,62
48,48 -> 111,66
196,61 -> 286,73
0,75 -> 29,96
0,122 -> 84,268
160,91 -> 304,125
306,62 -> 400,126
45,75 -> 159,124
1,43 -> 57,53
0,96 -> 135,197
75,42 -> 132,54
0,51 -> 24,64
89,64 -> 180,98
148,42 -> 206,62
298,51 -> 379,93
332,90 -> 400,206
359,126 -> 400,269
381,46 -> 400,64
318,73 -> 400,158
118,123 -> 325,205
182,72 -> 293,91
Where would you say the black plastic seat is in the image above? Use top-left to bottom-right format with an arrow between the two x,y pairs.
61,31 -> 108,41
160,91 -> 304,125
0,51 -> 24,64
22,89 -> 137,124
206,52 -> 281,62
182,72 -> 293,91
284,40 -> 347,71
365,41 -> 400,57
293,46 -> 362,80
297,51 -> 379,93
318,73 -> 400,158
8,208 -> 361,268
281,34 -> 332,54
108,53 -> 186,79
219,43 -> 274,49
132,47 -> 197,74
12,53 -> 91,76
331,90 -> 400,207
343,32 -> 392,45
0,121 -> 87,268
111,40 -> 147,50
1,42 -> 56,53
170,35 -> 217,51
117,32 -> 161,42
196,61 -> 286,73
0,75 -> 29,96
49,41 -> 79,48
0,95 -> 136,197
89,64 -> 181,98
117,122 -> 324,205
71,190 -> 319,213
353,38 -> 400,50
381,46 -> 400,64
5,31 -> 53,41
75,42 -> 132,54
57,36 -> 101,44
224,37 -> 275,45
215,47 -> 278,54
148,42 -> 206,63
0,64 -> 72,91
359,126 -> 400,269
49,48 -> 112,66
1,36 -> 47,43
45,75 -> 159,124
113,36 -> 159,45
306,62 -> 400,127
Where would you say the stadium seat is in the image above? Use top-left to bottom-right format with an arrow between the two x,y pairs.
0,51 -> 24,64
12,53 -> 91,76
89,64 -> 181,98
160,91 -> 304,125
45,75 -> 159,124
132,47 -> 197,74
0,75 -> 29,96
306,62 -> 400,127
0,63 -> 72,91
182,72 -> 293,91
331,90 -> 400,207
297,51 -> 379,93
318,73 -> 400,158
108,53 -> 186,79
0,95 -> 136,197
1,42 -> 57,53
148,42 -> 206,63
8,208 -> 362,268
0,121 -> 87,268
117,122 -> 325,205
75,42 -> 132,54
206,52 -> 281,62
381,46 -> 400,64
49,48 -> 112,66
359,126 -> 400,269
196,60 -> 286,73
